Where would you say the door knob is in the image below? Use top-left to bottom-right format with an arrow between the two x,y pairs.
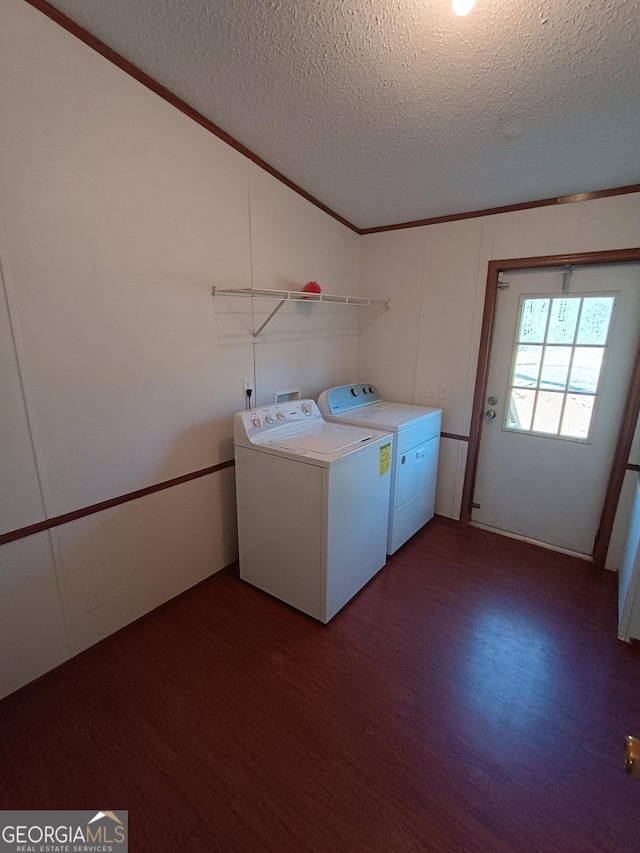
485,409 -> 497,420
625,735 -> 640,776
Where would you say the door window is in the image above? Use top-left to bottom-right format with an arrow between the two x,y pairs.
505,294 -> 616,441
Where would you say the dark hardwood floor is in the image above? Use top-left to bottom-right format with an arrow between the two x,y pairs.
2,517 -> 639,852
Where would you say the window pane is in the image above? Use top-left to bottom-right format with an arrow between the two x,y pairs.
506,292 -> 614,443
561,395 -> 595,439
506,388 -> 535,431
518,298 -> 549,343
539,346 -> 572,391
547,298 -> 580,344
576,296 -> 615,345
513,345 -> 542,387
568,347 -> 605,393
532,391 -> 563,434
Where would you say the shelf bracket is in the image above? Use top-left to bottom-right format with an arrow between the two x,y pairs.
252,299 -> 286,340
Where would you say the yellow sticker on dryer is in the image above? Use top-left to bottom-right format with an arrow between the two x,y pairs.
379,442 -> 391,476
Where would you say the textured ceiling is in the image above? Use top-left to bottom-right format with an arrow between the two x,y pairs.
44,0 -> 640,229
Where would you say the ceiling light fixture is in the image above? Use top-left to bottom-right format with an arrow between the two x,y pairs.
452,0 -> 476,16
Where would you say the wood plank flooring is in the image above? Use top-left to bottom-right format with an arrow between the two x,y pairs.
2,517 -> 640,852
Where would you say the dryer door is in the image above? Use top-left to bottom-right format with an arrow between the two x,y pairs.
395,435 -> 439,509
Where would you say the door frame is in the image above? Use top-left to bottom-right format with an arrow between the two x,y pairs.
461,247 -> 640,568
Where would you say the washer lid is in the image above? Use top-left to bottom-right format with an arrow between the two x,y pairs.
264,422 -> 375,454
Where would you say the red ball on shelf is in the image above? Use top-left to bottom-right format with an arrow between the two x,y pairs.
302,281 -> 321,296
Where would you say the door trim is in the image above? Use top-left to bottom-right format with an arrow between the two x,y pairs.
461,247 -> 640,568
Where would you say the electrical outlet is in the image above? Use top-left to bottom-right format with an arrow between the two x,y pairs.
243,378 -> 254,396
85,584 -> 104,612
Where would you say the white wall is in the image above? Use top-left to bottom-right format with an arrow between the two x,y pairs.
0,0 -> 359,698
358,193 -> 640,559
248,167 -> 359,404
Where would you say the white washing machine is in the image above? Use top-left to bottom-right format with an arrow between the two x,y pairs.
318,384 -> 441,555
234,400 -> 393,623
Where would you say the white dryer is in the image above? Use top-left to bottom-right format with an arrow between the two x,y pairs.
234,400 -> 393,623
318,384 -> 441,555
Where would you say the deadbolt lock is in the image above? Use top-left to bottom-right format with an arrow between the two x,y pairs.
487,396 -> 498,406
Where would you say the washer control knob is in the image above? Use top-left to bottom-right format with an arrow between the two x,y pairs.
276,412 -> 286,421
302,403 -> 312,415
265,415 -> 275,424
350,388 -> 359,396
252,418 -> 261,428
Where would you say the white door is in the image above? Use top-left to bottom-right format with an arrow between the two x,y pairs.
471,264 -> 640,556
